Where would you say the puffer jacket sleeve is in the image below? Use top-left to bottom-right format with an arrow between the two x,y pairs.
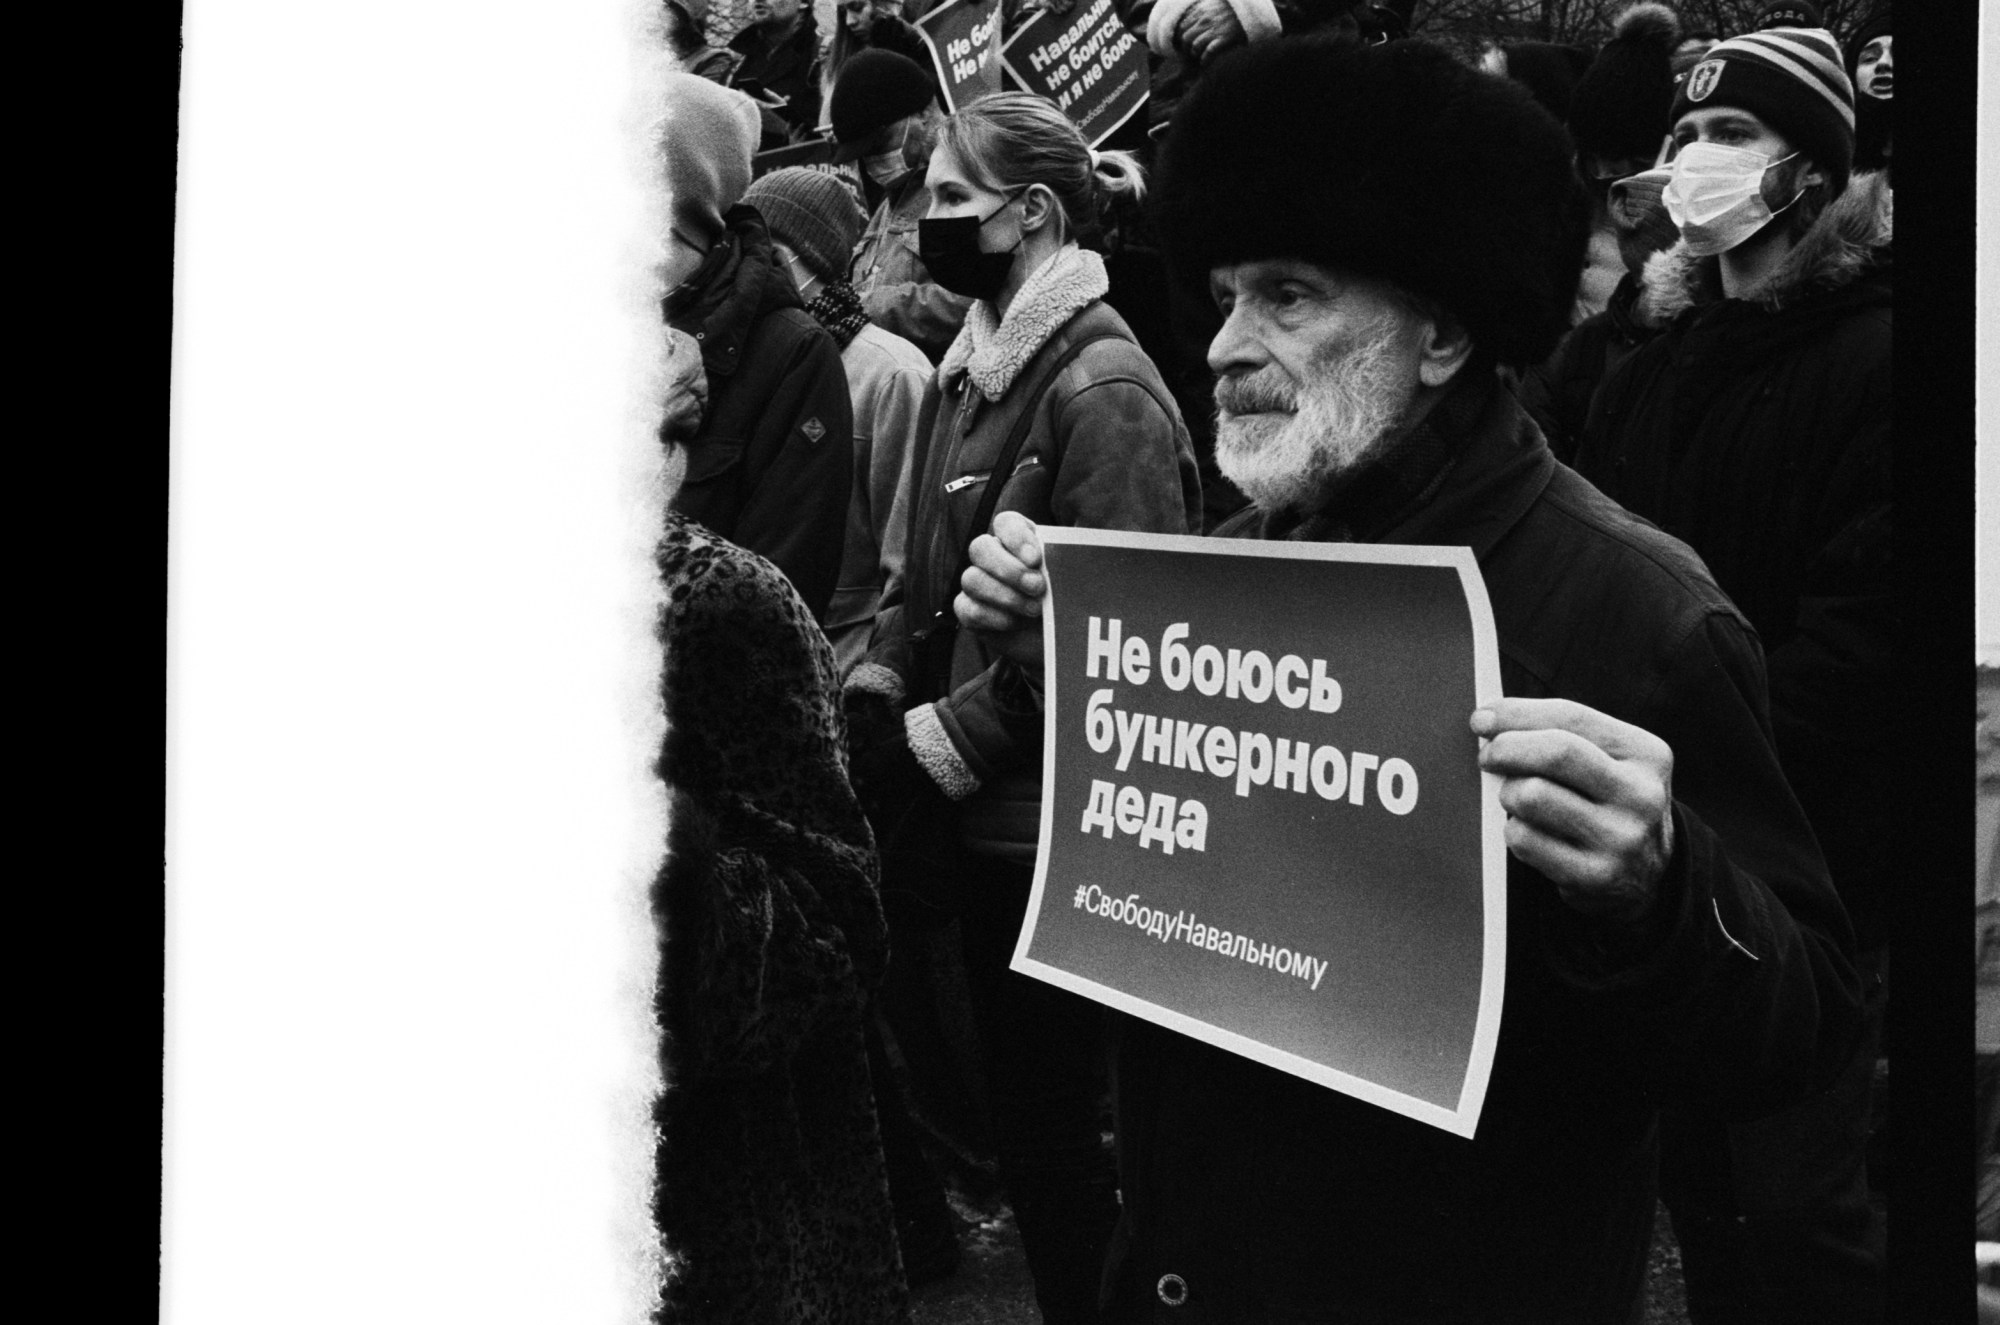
734,319 -> 855,626
924,356 -> 1201,790
1535,608 -> 1862,1121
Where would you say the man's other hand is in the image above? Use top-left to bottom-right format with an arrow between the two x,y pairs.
1471,697 -> 1675,924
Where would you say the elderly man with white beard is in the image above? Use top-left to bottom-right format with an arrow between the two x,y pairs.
954,38 -> 1862,1325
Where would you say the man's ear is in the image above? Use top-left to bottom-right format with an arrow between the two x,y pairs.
1416,313 -> 1475,388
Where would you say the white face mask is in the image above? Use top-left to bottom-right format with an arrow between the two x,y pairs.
1662,142 -> 1800,258
862,124 -> 910,187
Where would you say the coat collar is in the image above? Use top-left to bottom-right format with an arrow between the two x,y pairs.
1636,170 -> 1893,325
939,245 -> 1109,401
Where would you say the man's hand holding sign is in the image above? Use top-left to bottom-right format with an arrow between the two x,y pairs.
962,511 -> 1679,929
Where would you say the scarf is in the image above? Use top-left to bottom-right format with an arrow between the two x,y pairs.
805,279 -> 871,351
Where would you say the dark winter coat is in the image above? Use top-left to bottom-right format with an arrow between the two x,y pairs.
1103,372 -> 1861,1324
653,512 -> 908,1324
1515,268 -> 1664,465
848,248 -> 1202,861
667,203 -> 853,626
1571,172 -> 1894,950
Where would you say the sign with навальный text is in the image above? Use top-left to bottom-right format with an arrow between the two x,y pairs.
916,0 -> 1004,113
1000,0 -> 1148,147
1015,527 -> 1507,1138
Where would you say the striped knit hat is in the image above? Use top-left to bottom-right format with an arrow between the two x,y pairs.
1671,26 -> 1855,194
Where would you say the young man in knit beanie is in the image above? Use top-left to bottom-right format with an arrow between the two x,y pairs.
742,166 -> 933,675
1571,28 -> 1892,1321
1846,9 -> 1891,181
661,73 -> 854,627
957,36 -> 1861,1323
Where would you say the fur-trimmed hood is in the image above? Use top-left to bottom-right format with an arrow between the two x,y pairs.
1636,170 -> 1892,326
939,245 -> 1110,401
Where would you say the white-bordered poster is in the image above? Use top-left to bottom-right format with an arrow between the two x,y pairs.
1014,526 -> 1508,1138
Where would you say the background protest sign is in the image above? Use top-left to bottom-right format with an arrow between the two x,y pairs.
1015,528 -> 1507,1137
916,0 -> 1004,113
1000,0 -> 1148,147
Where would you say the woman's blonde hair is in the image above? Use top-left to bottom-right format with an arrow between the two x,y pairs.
935,92 -> 1144,243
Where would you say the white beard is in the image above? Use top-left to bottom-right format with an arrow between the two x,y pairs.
1213,331 -> 1415,512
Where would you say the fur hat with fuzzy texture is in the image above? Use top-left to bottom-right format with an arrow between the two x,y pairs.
1150,38 -> 1589,370
1568,3 -> 1680,163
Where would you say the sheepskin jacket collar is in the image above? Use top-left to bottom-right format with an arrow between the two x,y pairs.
1635,171 -> 1892,326
940,245 -> 1109,402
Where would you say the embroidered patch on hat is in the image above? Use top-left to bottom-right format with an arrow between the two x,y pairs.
801,416 -> 826,444
1686,59 -> 1724,101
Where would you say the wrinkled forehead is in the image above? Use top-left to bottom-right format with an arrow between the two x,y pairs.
1858,35 -> 1891,61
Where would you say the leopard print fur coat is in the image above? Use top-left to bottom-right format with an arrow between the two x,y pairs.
653,512 -> 909,1323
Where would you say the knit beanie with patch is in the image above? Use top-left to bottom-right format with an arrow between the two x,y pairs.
662,72 -> 762,247
1568,4 -> 1680,164
743,168 -> 867,284
1153,38 -> 1589,369
1671,26 -> 1855,194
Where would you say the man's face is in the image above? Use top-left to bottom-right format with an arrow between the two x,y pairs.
1855,35 -> 1892,100
1205,259 -> 1428,511
1672,106 -> 1804,210
751,0 -> 802,30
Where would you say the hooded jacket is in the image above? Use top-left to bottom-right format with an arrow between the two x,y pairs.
1572,171 -> 1894,949
848,247 -> 1202,860
1104,372 -> 1860,1324
668,203 -> 854,625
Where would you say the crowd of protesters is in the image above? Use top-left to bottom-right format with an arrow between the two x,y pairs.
652,1 -> 1898,1322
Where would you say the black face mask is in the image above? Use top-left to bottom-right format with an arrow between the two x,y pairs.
918,189 -> 1027,302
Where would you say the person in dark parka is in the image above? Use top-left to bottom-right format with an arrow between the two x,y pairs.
1570,25 -> 1891,1323
956,38 -> 1862,1323
662,73 -> 853,626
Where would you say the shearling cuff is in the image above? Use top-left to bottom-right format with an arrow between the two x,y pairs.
845,661 -> 906,707
905,702 -> 981,801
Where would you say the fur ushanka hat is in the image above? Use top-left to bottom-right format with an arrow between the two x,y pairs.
1150,38 -> 1589,370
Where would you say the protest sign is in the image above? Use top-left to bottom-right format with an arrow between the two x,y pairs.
916,0 -> 1005,113
1000,0 -> 1149,146
1015,528 -> 1507,1137
751,138 -> 834,176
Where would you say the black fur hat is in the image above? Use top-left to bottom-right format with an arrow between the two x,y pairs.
1150,37 -> 1590,370
1568,3 -> 1681,164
